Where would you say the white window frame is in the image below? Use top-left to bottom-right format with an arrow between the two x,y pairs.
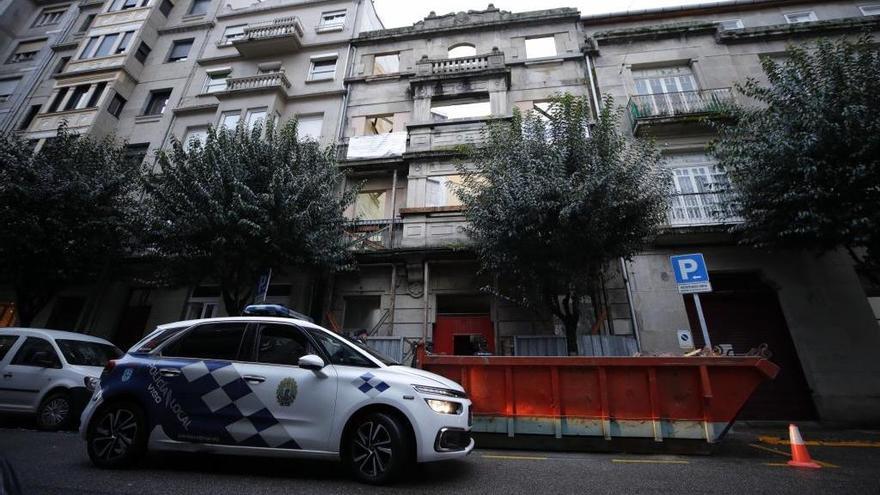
221,24 -> 246,45
718,19 -> 744,30
167,38 -> 193,62
0,78 -> 21,102
182,125 -> 208,148
319,10 -> 347,31
308,55 -> 337,81
204,73 -> 228,93
784,11 -> 818,23
245,107 -> 267,130
666,153 -> 731,226
426,175 -> 464,207
296,114 -> 323,141
219,110 -> 241,129
860,4 -> 880,16
78,32 -> 132,60
33,8 -> 66,28
525,36 -> 557,59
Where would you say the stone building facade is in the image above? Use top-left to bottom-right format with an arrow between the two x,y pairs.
2,0 -> 880,422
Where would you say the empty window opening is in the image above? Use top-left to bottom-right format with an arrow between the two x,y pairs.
365,115 -> 394,135
431,97 -> 491,121
448,44 -> 476,59
373,53 -> 400,75
525,36 -> 557,59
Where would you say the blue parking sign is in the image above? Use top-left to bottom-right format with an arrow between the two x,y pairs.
670,253 -> 711,293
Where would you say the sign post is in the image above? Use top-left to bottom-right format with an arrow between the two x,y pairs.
670,254 -> 713,349
256,268 -> 272,303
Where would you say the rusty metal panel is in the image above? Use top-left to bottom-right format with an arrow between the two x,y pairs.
418,350 -> 779,443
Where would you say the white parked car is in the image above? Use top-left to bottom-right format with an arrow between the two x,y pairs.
80,305 -> 473,484
0,328 -> 122,430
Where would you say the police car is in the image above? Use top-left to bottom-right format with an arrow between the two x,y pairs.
79,305 -> 473,484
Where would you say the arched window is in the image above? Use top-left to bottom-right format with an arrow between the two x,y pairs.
448,43 -> 476,59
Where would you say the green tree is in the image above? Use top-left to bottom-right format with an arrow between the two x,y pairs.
142,119 -> 355,316
0,125 -> 139,326
457,94 -> 669,354
711,35 -> 880,268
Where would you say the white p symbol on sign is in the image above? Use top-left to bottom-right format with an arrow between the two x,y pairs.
678,259 -> 699,280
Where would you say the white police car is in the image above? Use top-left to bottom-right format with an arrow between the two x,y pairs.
79,305 -> 473,484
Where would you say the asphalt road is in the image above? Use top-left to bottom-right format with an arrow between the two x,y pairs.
1,421 -> 879,494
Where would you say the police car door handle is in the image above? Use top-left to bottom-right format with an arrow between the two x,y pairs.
243,375 -> 265,384
2,373 -> 11,379
159,368 -> 181,378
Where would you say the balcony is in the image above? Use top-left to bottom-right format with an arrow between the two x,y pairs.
221,71 -> 290,96
345,132 -> 408,161
414,48 -> 506,80
346,219 -> 401,251
232,17 -> 305,57
627,88 -> 734,135
666,191 -> 741,228
26,107 -> 100,138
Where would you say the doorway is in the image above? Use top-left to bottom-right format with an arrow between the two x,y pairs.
684,272 -> 817,420
433,294 -> 493,355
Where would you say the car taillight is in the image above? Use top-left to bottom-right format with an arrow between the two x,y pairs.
102,359 -> 117,376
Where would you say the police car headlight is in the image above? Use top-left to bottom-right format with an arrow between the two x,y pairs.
412,384 -> 467,399
84,376 -> 99,392
425,399 -> 463,415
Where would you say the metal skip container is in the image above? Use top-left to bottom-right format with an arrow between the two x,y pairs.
417,351 -> 779,443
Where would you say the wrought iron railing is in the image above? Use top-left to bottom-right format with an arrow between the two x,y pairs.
415,48 -> 505,77
345,219 -> 400,251
225,72 -> 291,92
627,88 -> 734,125
667,191 -> 741,227
241,16 -> 304,40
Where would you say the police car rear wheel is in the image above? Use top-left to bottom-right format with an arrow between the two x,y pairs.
346,412 -> 409,484
87,402 -> 147,469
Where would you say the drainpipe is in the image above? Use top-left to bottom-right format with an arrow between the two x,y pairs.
584,53 -> 601,118
422,261 -> 430,343
388,168 -> 398,246
620,257 -> 642,352
388,263 -> 397,336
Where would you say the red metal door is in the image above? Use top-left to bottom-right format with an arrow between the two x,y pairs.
433,315 -> 495,355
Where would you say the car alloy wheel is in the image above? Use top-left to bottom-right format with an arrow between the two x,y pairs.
40,397 -> 70,428
352,420 -> 394,478
91,408 -> 138,462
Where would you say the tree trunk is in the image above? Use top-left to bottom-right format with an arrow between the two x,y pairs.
14,286 -> 53,327
221,286 -> 252,317
563,318 -> 579,356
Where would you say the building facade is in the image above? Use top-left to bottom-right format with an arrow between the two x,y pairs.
2,0 -> 879,423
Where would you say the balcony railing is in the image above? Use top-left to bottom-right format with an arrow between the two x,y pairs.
667,191 -> 741,227
224,71 -> 290,93
627,88 -> 734,129
232,16 -> 304,56
345,219 -> 400,251
242,16 -> 304,40
415,48 -> 505,78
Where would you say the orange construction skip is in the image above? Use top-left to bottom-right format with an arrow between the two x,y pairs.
417,350 -> 779,443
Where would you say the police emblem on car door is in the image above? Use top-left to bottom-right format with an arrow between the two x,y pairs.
234,323 -> 338,451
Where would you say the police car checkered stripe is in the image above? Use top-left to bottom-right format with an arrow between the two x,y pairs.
180,361 -> 300,449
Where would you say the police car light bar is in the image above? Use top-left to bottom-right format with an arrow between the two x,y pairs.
242,304 -> 314,323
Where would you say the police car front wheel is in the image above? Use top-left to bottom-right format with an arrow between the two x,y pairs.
345,412 -> 410,484
86,401 -> 147,469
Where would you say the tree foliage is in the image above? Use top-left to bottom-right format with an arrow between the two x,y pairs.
142,119 -> 355,316
458,94 -> 669,354
0,124 -> 140,326
711,35 -> 880,266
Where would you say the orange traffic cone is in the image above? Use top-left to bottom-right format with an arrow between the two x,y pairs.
787,424 -> 821,469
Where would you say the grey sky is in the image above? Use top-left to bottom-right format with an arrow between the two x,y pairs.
372,0 -> 731,28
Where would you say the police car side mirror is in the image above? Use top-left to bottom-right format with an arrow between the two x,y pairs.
298,354 -> 325,371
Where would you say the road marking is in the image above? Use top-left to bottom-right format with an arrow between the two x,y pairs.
482,454 -> 547,461
611,459 -> 689,465
758,435 -> 880,448
748,443 -> 840,468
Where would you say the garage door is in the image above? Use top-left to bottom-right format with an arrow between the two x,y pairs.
684,272 -> 817,420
